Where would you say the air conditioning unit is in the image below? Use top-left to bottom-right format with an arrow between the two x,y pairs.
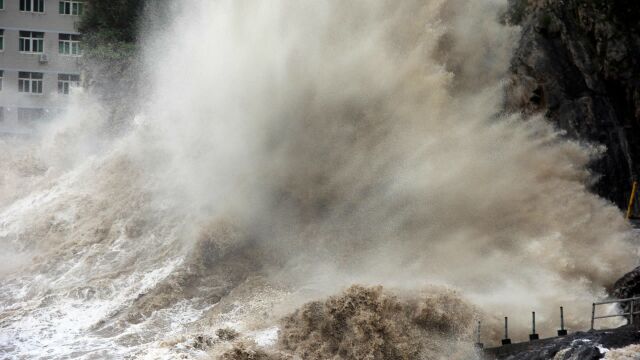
39,54 -> 49,64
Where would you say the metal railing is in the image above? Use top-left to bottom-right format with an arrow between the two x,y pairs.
591,296 -> 640,330
482,299 -> 639,348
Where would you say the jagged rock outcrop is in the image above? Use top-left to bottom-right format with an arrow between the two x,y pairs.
498,3 -> 640,357
506,0 -> 640,209
613,266 -> 640,324
613,266 -> 640,300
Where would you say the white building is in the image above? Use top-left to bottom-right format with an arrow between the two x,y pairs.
0,0 -> 83,133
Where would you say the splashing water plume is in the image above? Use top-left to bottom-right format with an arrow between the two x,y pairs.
0,0 -> 638,358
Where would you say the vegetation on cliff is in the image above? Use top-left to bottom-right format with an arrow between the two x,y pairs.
76,0 -> 148,131
79,0 -> 144,43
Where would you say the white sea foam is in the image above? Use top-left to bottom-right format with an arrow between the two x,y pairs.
1,0 -> 638,358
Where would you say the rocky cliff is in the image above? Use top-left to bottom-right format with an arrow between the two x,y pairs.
506,0 -> 640,209
499,2 -> 640,356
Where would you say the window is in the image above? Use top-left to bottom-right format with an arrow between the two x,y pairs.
0,70 -> 3,91
59,34 -> 81,56
18,72 -> 43,94
59,0 -> 83,15
19,31 -> 44,53
0,30 -> 3,51
18,108 -> 45,123
0,0 -> 4,10
58,74 -> 80,94
20,0 -> 44,12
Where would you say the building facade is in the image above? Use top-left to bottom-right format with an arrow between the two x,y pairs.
0,0 -> 83,133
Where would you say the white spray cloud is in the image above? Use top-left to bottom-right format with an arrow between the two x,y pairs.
0,0 -> 638,356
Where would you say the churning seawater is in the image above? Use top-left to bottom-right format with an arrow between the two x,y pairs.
0,1 -> 638,358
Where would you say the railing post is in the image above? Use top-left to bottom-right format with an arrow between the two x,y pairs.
501,317 -> 511,345
558,306 -> 567,336
475,320 -> 483,349
529,311 -> 539,341
592,297 -> 640,331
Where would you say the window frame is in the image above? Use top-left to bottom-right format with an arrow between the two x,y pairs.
17,108 -> 45,124
0,29 -> 4,52
19,31 -> 45,54
0,70 -> 3,91
57,73 -> 80,94
20,0 -> 45,13
18,72 -> 44,95
59,0 -> 84,15
58,33 -> 81,56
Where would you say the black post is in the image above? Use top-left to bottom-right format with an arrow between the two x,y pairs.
502,317 -> 512,345
475,320 -> 484,349
558,306 -> 567,336
529,311 -> 539,341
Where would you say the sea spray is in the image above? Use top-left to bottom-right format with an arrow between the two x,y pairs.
0,0 -> 638,358
217,286 -> 479,359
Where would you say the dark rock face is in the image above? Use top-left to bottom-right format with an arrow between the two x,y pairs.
506,0 -> 640,209
613,265 -> 640,324
613,266 -> 640,300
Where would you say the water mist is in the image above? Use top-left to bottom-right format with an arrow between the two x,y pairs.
0,0 -> 637,358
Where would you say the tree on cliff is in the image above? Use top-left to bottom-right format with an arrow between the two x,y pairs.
79,0 -> 145,44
